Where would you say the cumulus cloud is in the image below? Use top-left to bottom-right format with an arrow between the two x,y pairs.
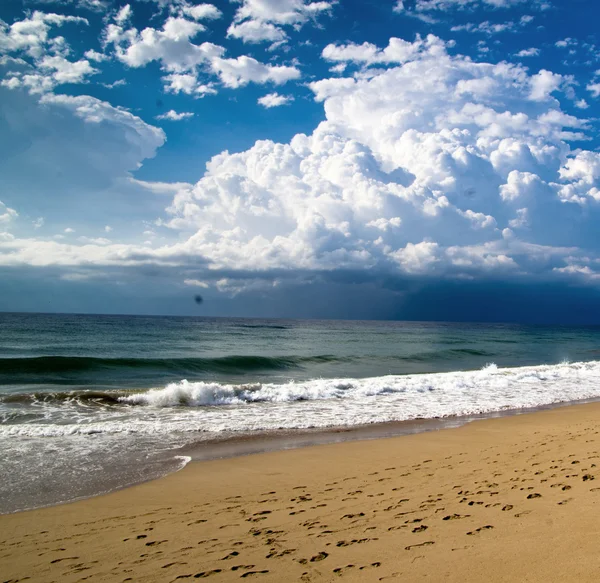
103,9 -> 301,93
0,11 -> 88,59
210,56 -> 300,88
156,109 -> 194,120
149,36 -> 599,284
181,4 -> 223,21
322,35 -> 450,66
162,72 -> 215,96
227,0 -> 333,44
0,11 -> 97,94
257,92 -> 294,107
227,21 -> 287,44
84,49 -> 108,62
3,33 -> 600,295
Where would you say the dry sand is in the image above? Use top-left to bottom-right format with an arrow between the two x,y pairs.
3,402 -> 600,582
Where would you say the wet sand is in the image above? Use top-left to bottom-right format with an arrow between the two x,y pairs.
3,402 -> 600,582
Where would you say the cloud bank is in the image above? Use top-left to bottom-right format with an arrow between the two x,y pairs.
3,34 -> 600,302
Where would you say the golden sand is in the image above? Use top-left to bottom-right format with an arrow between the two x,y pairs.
3,402 -> 600,582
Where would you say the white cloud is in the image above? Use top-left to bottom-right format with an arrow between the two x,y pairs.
114,4 -> 132,25
102,78 -> 127,89
156,109 -> 195,120
39,55 -> 97,84
322,35 -> 449,66
182,4 -> 223,21
516,47 -> 540,57
106,16 -> 220,69
555,38 -> 576,49
257,92 -> 294,107
228,0 -> 333,44
210,56 -> 300,88
587,83 -> 600,98
64,227 -> 75,233
227,20 -> 287,44
84,49 -> 108,62
0,201 -> 18,224
529,69 -> 563,101
105,225 -> 112,233
556,151 -> 600,204
184,278 -> 209,287
33,217 -> 45,229
392,240 -> 440,274
103,12 -> 300,91
0,11 -> 88,59
151,36 -> 599,282
0,12 -> 96,95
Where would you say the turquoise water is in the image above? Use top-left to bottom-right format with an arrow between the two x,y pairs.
2,312 -> 600,513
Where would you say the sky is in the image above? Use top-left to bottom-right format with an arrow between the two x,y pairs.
2,0 -> 600,322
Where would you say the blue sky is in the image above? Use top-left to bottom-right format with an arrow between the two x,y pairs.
1,0 -> 600,322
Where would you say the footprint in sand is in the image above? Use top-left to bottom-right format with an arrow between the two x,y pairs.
443,514 -> 470,520
467,525 -> 494,535
336,538 -> 375,547
405,541 -> 435,551
189,569 -> 223,578
333,564 -> 355,575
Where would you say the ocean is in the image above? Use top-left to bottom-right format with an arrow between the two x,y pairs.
3,312 -> 600,514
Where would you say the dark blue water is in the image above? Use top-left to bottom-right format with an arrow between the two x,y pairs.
1,312 -> 599,389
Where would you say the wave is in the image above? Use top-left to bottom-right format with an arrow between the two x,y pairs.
4,361 -> 600,439
0,354 -> 348,378
4,359 -> 597,410
118,360 -> 592,408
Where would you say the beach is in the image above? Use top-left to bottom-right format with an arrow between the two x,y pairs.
3,401 -> 600,582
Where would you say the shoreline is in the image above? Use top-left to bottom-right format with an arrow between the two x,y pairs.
4,401 -> 600,581
4,394 -> 600,516
179,394 -> 600,463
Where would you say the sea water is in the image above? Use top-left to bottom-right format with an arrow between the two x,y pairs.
2,312 -> 600,513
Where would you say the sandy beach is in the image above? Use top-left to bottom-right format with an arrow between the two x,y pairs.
3,402 -> 600,582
